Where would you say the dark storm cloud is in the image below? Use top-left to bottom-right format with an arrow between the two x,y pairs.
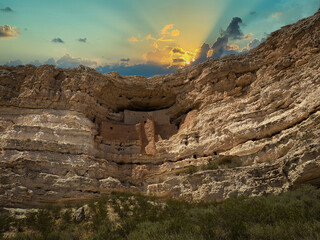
0,7 -> 13,12
191,17 -> 246,63
194,43 -> 210,64
78,38 -> 87,43
221,17 -> 243,40
172,58 -> 185,63
52,38 -> 64,43
211,36 -> 228,52
172,47 -> 185,54
120,58 -> 130,62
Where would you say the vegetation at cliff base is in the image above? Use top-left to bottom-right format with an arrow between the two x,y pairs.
1,185 -> 320,240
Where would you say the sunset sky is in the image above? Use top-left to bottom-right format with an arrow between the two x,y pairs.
0,0 -> 319,76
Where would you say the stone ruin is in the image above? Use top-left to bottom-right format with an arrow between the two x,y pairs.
100,109 -> 178,155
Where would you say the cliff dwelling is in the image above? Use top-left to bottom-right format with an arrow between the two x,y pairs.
100,109 -> 178,155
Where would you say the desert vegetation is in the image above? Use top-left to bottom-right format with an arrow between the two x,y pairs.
1,185 -> 320,240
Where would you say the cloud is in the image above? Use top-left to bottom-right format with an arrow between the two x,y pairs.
0,7 -> 13,12
4,59 -> 23,66
191,16 -> 265,64
29,60 -> 42,66
194,43 -> 210,64
270,12 -> 283,18
221,17 -> 243,40
21,55 -> 97,68
160,24 -> 180,38
120,58 -> 130,62
201,17 -> 244,59
192,16 -> 263,63
146,34 -> 156,40
157,36 -> 174,42
52,38 -> 64,43
128,36 -> 139,42
161,24 -> 174,35
153,42 -> 159,48
0,25 -> 19,38
171,29 -> 180,37
172,58 -> 186,63
242,37 -> 267,52
44,58 -> 56,65
209,35 -> 229,58
144,43 -> 195,68
228,45 -> 239,51
243,33 -> 253,40
130,24 -> 183,67
145,47 -> 172,65
78,38 -> 87,43
171,47 -> 185,55
242,39 -> 261,52
56,54 -> 98,68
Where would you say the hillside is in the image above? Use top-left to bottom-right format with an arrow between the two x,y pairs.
0,10 -> 320,207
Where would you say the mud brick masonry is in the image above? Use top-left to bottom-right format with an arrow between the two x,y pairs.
100,109 -> 178,155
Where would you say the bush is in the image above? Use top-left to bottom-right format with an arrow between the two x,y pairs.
185,165 -> 197,175
47,230 -> 78,240
2,185 -> 320,240
202,155 -> 243,171
25,209 -> 54,238
0,214 -> 13,236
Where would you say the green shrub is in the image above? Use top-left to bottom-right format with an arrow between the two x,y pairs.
4,233 -> 42,240
202,155 -> 243,170
47,230 -> 78,240
201,162 -> 218,170
3,185 -> 320,240
185,165 -> 197,175
0,213 -> 13,235
25,209 -> 54,238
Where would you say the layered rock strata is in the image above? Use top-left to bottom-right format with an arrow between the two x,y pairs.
0,10 -> 320,206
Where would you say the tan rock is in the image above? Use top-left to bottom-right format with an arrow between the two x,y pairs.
0,10 -> 320,206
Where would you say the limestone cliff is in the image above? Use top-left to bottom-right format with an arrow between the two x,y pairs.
1,10 -> 320,207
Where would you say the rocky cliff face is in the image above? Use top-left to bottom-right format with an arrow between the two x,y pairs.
1,10 -> 320,207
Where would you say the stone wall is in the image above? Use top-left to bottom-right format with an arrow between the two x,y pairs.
100,122 -> 139,141
156,124 -> 178,140
100,113 -> 178,155
124,109 -> 170,125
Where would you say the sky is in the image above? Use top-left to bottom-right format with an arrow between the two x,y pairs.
0,0 -> 319,77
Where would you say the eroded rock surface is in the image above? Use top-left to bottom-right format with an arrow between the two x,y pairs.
1,10 -> 320,207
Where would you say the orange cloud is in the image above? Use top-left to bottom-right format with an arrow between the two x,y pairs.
243,33 -> 253,40
228,44 -> 239,51
0,24 -> 19,38
146,34 -> 156,40
157,36 -> 174,42
153,42 -> 159,49
128,36 -> 139,42
171,29 -> 180,37
169,47 -> 196,67
133,24 -> 195,68
145,46 -> 172,65
161,24 -> 174,35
